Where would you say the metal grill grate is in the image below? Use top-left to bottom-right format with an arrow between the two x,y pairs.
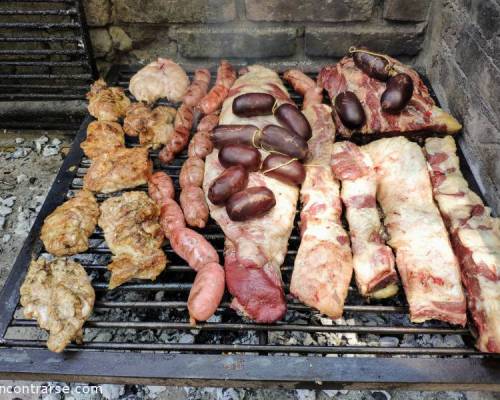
0,0 -> 97,101
0,66 -> 498,389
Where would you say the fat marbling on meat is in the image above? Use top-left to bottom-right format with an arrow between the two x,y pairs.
364,137 -> 466,325
284,69 -> 354,319
425,136 -> 499,352
331,141 -> 398,298
203,65 -> 299,323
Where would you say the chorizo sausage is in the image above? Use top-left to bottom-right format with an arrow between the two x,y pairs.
197,113 -> 219,132
180,186 -> 209,228
198,60 -> 236,114
148,171 -> 175,205
188,131 -> 214,159
170,227 -> 219,271
183,68 -> 210,108
179,157 -> 205,189
159,199 -> 186,239
188,262 -> 225,323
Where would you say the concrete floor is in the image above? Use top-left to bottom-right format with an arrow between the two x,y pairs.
0,130 -> 497,400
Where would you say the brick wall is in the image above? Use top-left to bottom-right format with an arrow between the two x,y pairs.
83,0 -> 431,71
417,0 -> 500,214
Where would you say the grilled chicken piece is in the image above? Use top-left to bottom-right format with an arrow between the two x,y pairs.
99,191 -> 167,289
87,79 -> 130,121
20,258 -> 95,353
123,103 -> 176,149
81,121 -> 125,159
40,190 -> 99,256
129,58 -> 189,104
83,147 -> 152,194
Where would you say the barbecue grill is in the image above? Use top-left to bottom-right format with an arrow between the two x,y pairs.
0,0 -> 499,391
1,65 -> 499,389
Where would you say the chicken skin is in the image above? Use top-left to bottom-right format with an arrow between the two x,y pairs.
87,79 -> 131,122
81,121 -> 125,159
40,190 -> 99,256
20,258 -> 95,353
99,191 -> 167,289
83,147 -> 152,193
123,103 -> 176,149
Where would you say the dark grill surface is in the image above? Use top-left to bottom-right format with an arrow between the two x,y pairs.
0,65 -> 498,389
0,0 -> 97,101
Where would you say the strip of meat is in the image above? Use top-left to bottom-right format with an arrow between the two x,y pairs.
331,141 -> 398,298
317,56 -> 462,138
41,190 -> 99,256
204,65 -> 299,323
425,136 -> 499,353
364,137 -> 466,325
83,147 -> 152,194
183,68 -> 210,108
180,186 -> 209,229
199,60 -> 237,115
284,69 -> 353,318
147,174 -> 224,323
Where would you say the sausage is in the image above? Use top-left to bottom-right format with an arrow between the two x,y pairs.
381,73 -> 414,113
148,171 -> 175,205
226,186 -> 276,221
260,125 -> 308,160
352,49 -> 390,81
262,154 -> 306,186
283,69 -> 316,96
197,113 -> 219,132
188,262 -> 225,323
212,124 -> 258,149
208,165 -> 249,206
335,91 -> 366,129
218,144 -> 261,171
170,227 -> 219,271
274,103 -> 312,140
183,68 -> 210,108
180,186 -> 209,228
232,93 -> 276,117
199,60 -> 236,114
159,103 -> 194,164
159,199 -> 186,239
188,131 -> 214,159
179,157 -> 205,189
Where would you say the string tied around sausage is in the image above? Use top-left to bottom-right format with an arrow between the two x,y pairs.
251,127 -> 292,157
348,46 -> 395,74
262,157 -> 299,174
271,99 -> 279,115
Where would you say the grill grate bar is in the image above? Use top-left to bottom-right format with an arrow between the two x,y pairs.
10,319 -> 471,335
1,340 -> 481,355
0,22 -> 79,29
0,9 -> 78,15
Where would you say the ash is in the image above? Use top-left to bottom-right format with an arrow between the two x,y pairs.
0,131 -> 492,400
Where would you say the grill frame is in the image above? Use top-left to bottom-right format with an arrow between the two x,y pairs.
0,65 -> 498,390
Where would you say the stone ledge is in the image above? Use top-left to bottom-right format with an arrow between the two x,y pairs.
383,0 -> 431,22
172,27 -> 298,58
245,0 -> 374,22
305,23 -> 427,57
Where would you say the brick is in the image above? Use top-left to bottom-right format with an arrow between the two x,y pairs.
83,0 -> 110,27
383,0 -> 431,22
455,30 -> 500,117
172,27 -> 297,58
114,0 -> 236,24
469,0 -> 500,40
305,24 -> 426,58
245,0 -> 374,22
